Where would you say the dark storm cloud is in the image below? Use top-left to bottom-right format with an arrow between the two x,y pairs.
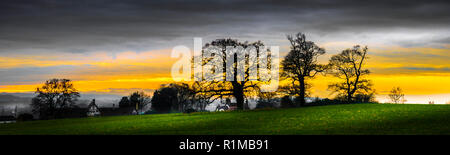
0,0 -> 449,54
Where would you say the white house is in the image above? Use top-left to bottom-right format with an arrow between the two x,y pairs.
87,99 -> 101,117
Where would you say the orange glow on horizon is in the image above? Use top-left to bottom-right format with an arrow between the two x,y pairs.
0,46 -> 448,104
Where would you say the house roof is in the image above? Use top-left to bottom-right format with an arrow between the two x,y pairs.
88,101 -> 99,109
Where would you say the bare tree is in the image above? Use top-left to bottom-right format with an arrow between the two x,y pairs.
194,39 -> 268,110
328,45 -> 372,103
170,83 -> 195,112
190,81 -> 215,111
31,79 -> 80,119
129,91 -> 151,113
388,87 -> 406,104
281,33 -> 327,106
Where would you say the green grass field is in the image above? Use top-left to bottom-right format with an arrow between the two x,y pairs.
1,104 -> 449,135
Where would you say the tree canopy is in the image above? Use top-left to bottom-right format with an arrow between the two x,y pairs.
31,79 -> 80,119
328,45 -> 373,103
281,32 -> 327,106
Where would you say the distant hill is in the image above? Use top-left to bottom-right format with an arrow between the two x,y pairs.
0,94 -> 32,105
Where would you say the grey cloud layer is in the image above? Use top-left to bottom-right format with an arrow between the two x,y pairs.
1,0 -> 449,54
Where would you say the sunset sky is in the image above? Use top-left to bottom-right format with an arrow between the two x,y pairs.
0,0 -> 449,104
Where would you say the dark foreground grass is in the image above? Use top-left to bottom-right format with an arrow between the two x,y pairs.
0,104 -> 449,135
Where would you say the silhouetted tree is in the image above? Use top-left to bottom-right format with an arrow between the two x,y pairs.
388,87 -> 406,104
190,81 -> 214,111
328,45 -> 372,103
194,39 -> 269,110
280,95 -> 294,108
354,92 -> 377,103
151,83 -> 194,112
151,85 -> 178,112
118,96 -> 130,108
129,91 -> 151,113
171,83 -> 195,111
31,79 -> 80,119
281,33 -> 327,106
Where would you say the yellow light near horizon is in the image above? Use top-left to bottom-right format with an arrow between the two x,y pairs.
0,78 -> 175,95
0,46 -> 449,100
307,74 -> 450,98
0,69 -> 449,97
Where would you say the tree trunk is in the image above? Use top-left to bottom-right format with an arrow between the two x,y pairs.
298,77 -> 306,106
235,90 -> 244,110
347,91 -> 352,103
232,82 -> 245,110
